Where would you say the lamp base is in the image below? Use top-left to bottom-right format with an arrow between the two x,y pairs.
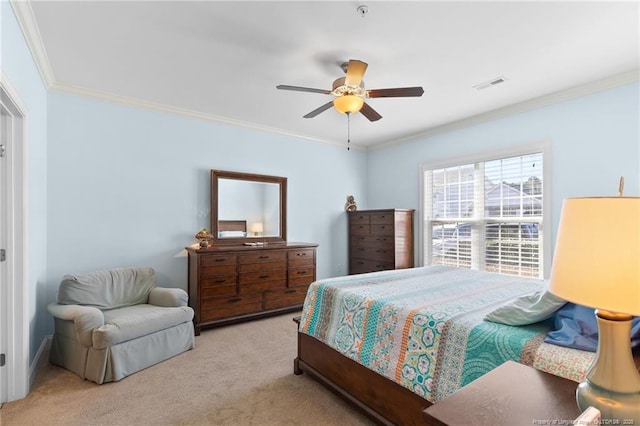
577,380 -> 640,423
577,311 -> 640,423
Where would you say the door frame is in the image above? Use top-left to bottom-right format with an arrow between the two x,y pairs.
0,74 -> 30,403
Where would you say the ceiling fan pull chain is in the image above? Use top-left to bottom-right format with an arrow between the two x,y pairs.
347,112 -> 351,151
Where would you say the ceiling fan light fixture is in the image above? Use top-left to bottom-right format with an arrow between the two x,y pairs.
334,95 -> 364,114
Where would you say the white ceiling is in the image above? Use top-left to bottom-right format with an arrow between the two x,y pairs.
20,1 -> 640,149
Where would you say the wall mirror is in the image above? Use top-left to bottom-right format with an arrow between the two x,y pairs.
210,170 -> 287,245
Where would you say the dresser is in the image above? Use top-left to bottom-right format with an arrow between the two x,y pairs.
348,209 -> 414,275
187,242 -> 318,334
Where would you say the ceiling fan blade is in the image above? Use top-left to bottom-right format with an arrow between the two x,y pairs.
344,60 -> 368,87
303,101 -> 334,118
367,87 -> 424,98
360,102 -> 382,122
277,85 -> 332,95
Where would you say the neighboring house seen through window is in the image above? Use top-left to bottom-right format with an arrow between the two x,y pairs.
423,152 -> 544,278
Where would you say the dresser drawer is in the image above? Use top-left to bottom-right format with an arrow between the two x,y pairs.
371,223 -> 394,235
264,287 -> 308,310
239,269 -> 286,285
288,248 -> 315,265
238,260 -> 286,273
349,213 -> 371,224
350,234 -> 394,248
200,253 -> 237,267
370,212 -> 394,224
200,274 -> 238,297
200,292 -> 263,321
239,250 -> 287,264
288,267 -> 315,287
350,258 -> 394,274
200,253 -> 237,275
350,223 -> 371,236
243,280 -> 286,293
350,246 -> 394,261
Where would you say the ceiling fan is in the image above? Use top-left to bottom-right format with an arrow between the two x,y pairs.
276,59 -> 424,122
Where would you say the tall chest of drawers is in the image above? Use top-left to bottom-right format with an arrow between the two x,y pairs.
186,242 -> 317,334
348,209 -> 414,275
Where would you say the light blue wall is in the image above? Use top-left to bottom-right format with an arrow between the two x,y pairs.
367,82 -> 640,270
47,92 -> 367,293
1,0 -> 49,364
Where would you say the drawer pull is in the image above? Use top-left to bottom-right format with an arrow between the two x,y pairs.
259,275 -> 270,279
297,271 -> 307,275
296,253 -> 307,257
259,255 -> 270,259
215,258 -> 226,262
229,298 -> 242,303
215,279 -> 226,284
285,289 -> 297,294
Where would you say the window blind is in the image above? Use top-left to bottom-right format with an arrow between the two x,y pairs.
424,152 -> 543,278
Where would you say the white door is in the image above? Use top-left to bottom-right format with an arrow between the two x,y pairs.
0,102 -> 9,406
0,79 -> 28,403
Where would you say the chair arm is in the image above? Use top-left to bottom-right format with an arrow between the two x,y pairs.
148,287 -> 188,307
47,303 -> 104,347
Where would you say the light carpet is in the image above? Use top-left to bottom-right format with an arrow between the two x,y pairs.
0,312 -> 373,426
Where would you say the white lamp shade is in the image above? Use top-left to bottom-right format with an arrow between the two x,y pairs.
548,197 -> 640,315
250,222 -> 264,233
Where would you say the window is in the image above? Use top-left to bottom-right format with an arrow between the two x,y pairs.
423,151 -> 544,278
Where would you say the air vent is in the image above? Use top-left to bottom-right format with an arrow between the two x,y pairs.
473,76 -> 508,91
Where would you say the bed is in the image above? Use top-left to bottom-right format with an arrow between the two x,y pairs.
217,220 -> 247,238
293,265 -> 599,425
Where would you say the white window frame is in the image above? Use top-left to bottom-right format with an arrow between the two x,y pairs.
418,142 -> 552,278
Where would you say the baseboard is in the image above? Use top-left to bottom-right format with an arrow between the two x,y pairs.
30,335 -> 52,387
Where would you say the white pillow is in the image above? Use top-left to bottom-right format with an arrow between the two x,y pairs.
484,289 -> 567,326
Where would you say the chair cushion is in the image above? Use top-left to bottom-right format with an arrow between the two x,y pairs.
92,304 -> 194,349
58,267 -> 157,309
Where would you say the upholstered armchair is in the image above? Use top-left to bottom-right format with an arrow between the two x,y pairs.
48,267 -> 195,384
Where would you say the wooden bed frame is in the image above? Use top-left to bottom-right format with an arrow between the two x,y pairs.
293,317 -> 433,425
294,317 -> 640,425
218,220 -> 247,233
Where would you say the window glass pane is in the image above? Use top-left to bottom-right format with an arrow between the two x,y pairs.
484,153 -> 543,219
431,165 -> 474,219
484,222 -> 540,277
431,222 -> 472,268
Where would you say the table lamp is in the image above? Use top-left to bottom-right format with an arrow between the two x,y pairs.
250,222 -> 264,237
548,196 -> 640,422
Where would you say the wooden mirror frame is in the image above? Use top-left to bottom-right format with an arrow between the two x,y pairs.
210,170 -> 287,245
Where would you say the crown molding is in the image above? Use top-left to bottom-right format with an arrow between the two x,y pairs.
371,69 -> 640,151
10,0 -> 56,88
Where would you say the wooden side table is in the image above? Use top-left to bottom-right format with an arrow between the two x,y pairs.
423,361 -> 581,426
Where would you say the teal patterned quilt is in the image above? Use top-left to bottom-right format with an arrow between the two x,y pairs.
299,265 -> 593,403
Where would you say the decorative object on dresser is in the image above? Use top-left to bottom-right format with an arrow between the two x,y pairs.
345,195 -> 357,212
195,228 -> 214,248
348,208 -> 414,274
188,170 -> 318,334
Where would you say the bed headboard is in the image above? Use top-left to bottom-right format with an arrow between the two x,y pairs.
218,220 -> 247,238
